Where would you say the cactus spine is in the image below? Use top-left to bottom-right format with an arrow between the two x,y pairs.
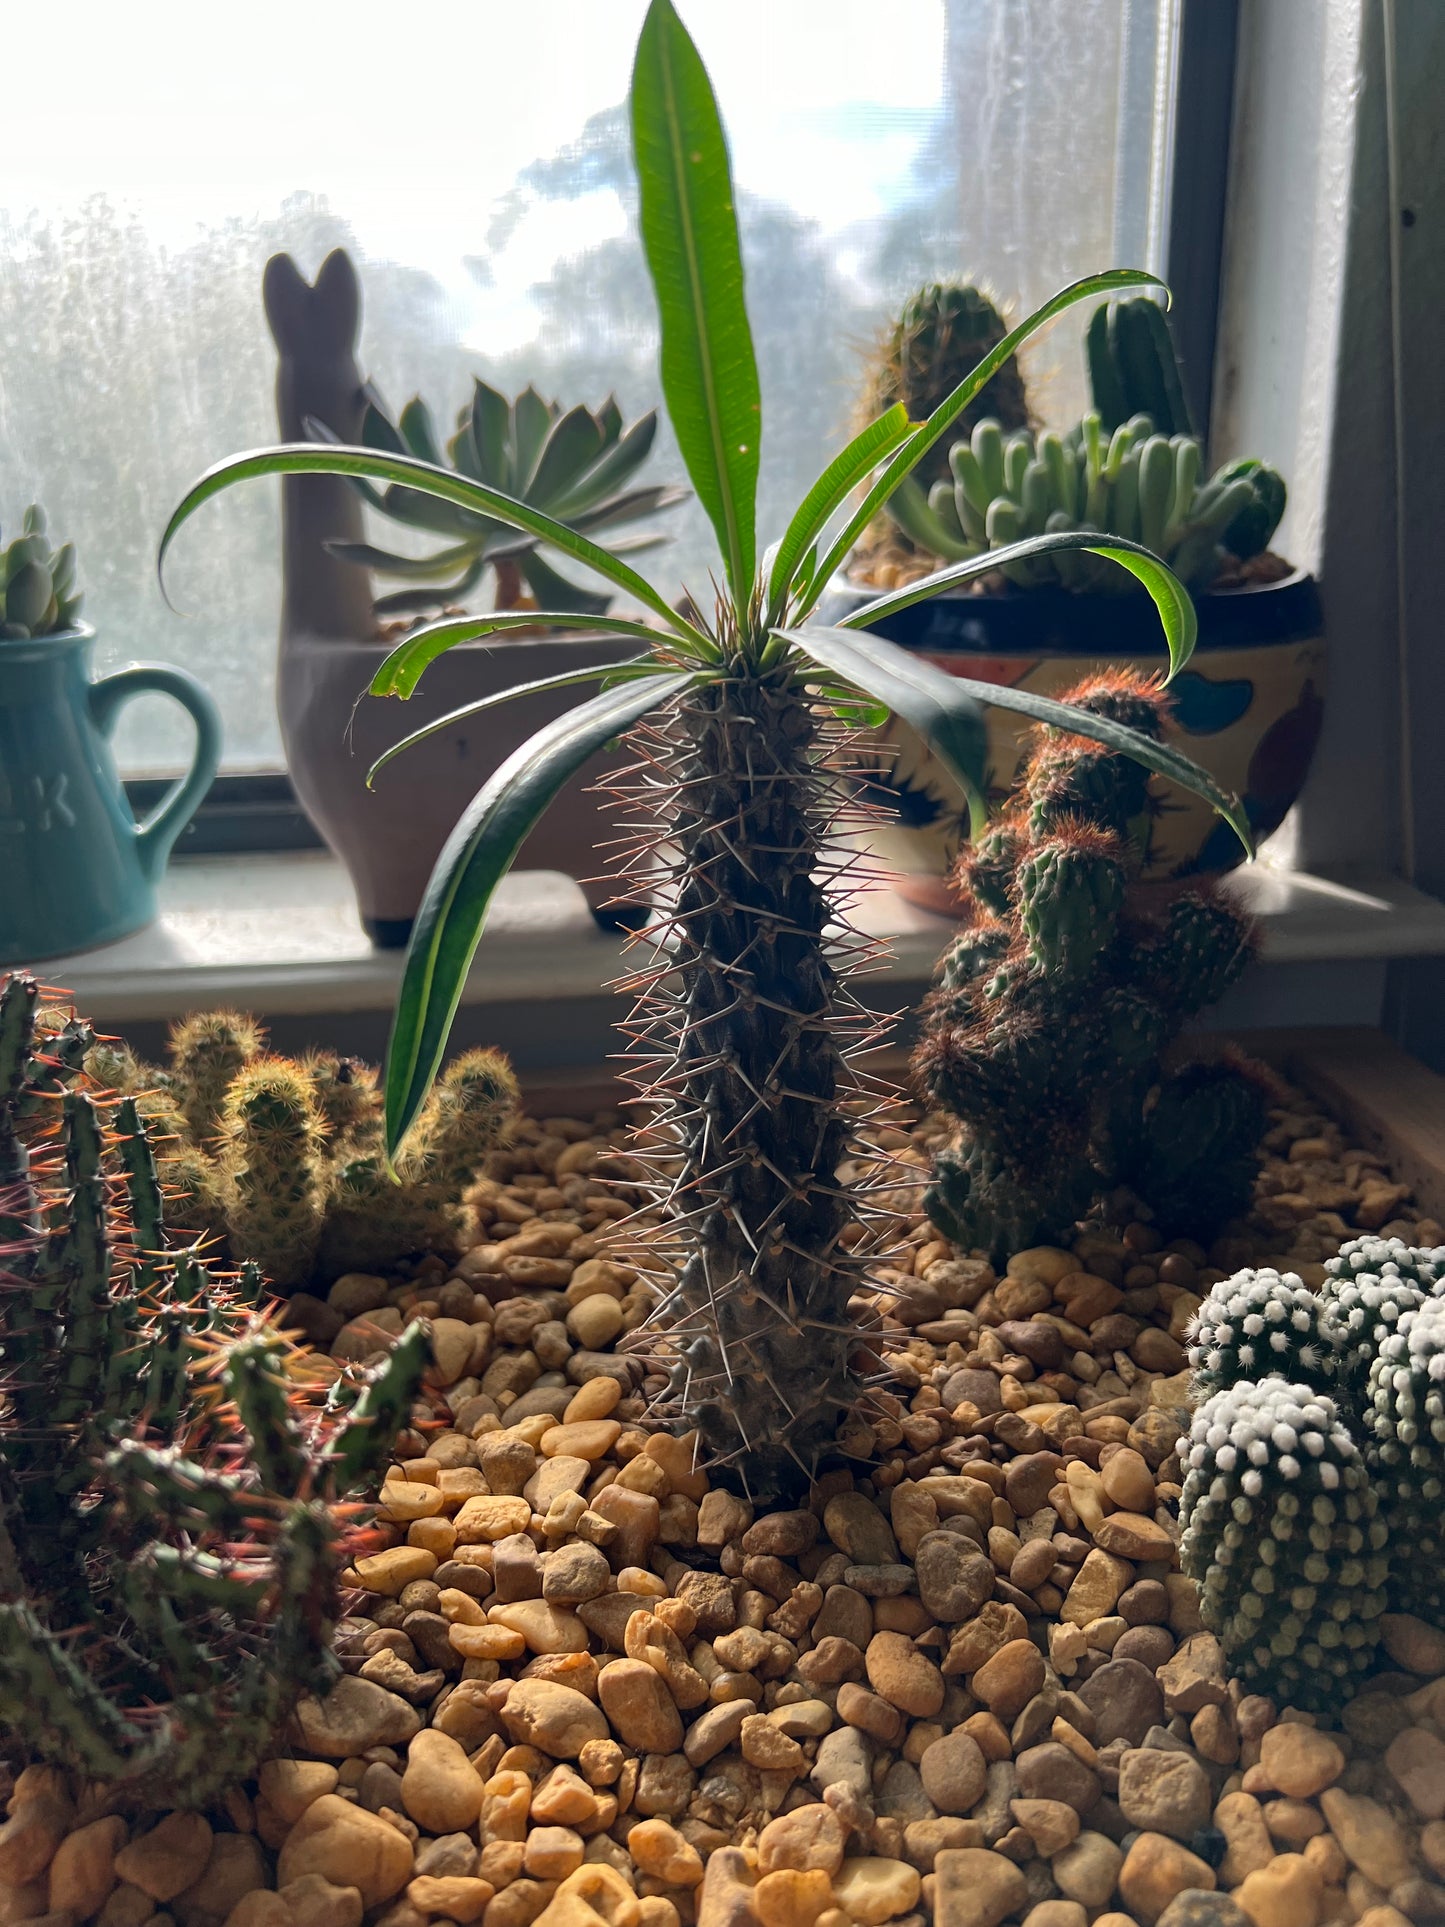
0,973 -> 428,1803
917,669 -> 1263,1262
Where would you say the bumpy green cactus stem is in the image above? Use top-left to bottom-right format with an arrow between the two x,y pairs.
0,976 -> 429,1804
218,1059 -> 334,1288
1086,296 -> 1194,437
1364,1296 -> 1445,1624
1187,1268 -> 1341,1398
1181,1379 -> 1389,1712
918,670 -> 1264,1261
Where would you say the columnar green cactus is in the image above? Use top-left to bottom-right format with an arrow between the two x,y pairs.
0,505 -> 83,640
1187,1268 -> 1340,1398
918,669 -> 1264,1261
1363,1297 -> 1445,1624
1181,1379 -> 1390,1713
887,410 -> 1287,592
0,973 -> 429,1803
90,1016 -> 520,1288
862,282 -> 1031,497
1086,295 -> 1195,437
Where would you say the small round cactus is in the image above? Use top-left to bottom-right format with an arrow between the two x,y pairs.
1364,1296 -> 1445,1623
1181,1379 -> 1389,1711
0,505 -> 83,641
1187,1268 -> 1339,1398
1325,1234 -> 1445,1288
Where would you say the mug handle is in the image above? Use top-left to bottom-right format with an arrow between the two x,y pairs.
89,664 -> 223,884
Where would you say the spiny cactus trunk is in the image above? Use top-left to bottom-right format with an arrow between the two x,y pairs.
623,670 -> 880,1500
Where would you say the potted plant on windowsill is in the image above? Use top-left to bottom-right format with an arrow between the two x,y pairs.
262,250 -> 683,946
0,509 -> 219,964
820,293 -> 1324,914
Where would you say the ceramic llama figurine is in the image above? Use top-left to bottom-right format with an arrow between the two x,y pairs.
263,249 -> 633,944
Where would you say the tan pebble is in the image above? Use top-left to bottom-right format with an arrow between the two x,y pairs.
1216,1790 -> 1274,1881
489,1599 -> 588,1654
277,1873 -> 364,1927
1318,1790 -> 1413,1889
1264,1799 -> 1325,1846
0,1791 -> 72,1888
174,1833 -> 266,1923
352,1547 -> 438,1595
539,1420 -> 621,1461
547,1862 -> 646,1923
500,1680 -> 609,1758
257,1763 -> 339,1827
864,1631 -> 944,1719
562,1375 -> 622,1423
223,1895 -> 290,1927
597,1658 -> 684,1753
626,1820 -> 704,1887
399,1728 -> 483,1833
740,1715 -> 806,1775
426,1317 -> 476,1386
971,1639 -> 1046,1721
753,1867 -> 835,1927
757,1805 -> 846,1877
1260,1724 -> 1345,1799
1010,1799 -> 1080,1857
1008,1247 -> 1076,1286
565,1295 -> 624,1350
449,1622 -> 526,1661
521,1827 -> 583,1880
1235,1853 -> 1323,1927
1092,1513 -> 1176,1563
829,1856 -> 921,1925
113,1815 -> 211,1905
1099,1447 -> 1156,1512
453,1495 -> 533,1543
931,1847 -> 1029,1927
1118,1833 -> 1215,1925
529,1766 -> 599,1829
276,1798 -> 413,1910
405,1875 -> 493,1922
1062,1550 -> 1133,1627
378,1480 -> 444,1523
1352,1910 -> 1412,1927
1384,1724 -> 1445,1819
47,1818 -> 126,1921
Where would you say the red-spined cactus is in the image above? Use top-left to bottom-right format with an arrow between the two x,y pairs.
917,669 -> 1264,1259
0,972 -> 429,1805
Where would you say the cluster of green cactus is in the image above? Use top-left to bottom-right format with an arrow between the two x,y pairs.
916,667 -> 1265,1262
0,973 -> 428,1802
0,505 -> 82,639
1182,1235 -> 1445,1707
314,383 -> 685,618
90,1010 -> 520,1288
886,410 -> 1287,592
860,281 -> 1031,497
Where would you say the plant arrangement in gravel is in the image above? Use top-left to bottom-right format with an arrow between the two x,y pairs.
311,384 -> 687,624
162,0 -> 1249,1497
0,504 -> 83,639
89,1009 -> 520,1287
916,666 -> 1266,1263
0,972 -> 429,1803
1181,1234 -> 1445,1710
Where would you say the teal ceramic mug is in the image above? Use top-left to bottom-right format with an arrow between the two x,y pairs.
0,625 -> 222,964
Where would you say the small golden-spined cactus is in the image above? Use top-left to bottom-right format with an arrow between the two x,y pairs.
299,1049 -> 381,1142
168,1009 -> 267,1142
217,1059 -> 334,1289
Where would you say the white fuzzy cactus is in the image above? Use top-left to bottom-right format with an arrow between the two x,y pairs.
1186,1267 -> 1338,1398
1181,1379 -> 1389,1710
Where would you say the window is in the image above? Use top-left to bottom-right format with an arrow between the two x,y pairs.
1,0 -> 1185,783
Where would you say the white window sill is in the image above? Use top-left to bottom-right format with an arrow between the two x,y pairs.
33,850 -> 1445,1031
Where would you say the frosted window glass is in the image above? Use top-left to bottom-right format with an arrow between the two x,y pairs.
0,0 -> 1178,774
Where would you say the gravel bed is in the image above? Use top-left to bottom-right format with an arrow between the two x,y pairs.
3,1085 -> 1444,1927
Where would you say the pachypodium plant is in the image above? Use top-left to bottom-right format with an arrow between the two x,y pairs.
92,1014 -> 519,1287
162,1 -> 1250,1496
0,973 -> 429,1802
917,668 -> 1264,1263
315,383 -> 686,621
1181,1379 -> 1390,1713
0,505 -> 83,640
886,411 -> 1287,593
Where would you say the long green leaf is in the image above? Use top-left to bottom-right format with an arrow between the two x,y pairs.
799,269 -> 1167,614
371,612 -> 679,698
367,657 -> 664,784
158,443 -> 710,650
783,623 -> 1253,855
631,0 -> 761,600
842,531 -> 1199,683
384,670 -> 697,1153
324,539 -> 482,578
783,625 -> 990,836
766,404 -> 913,621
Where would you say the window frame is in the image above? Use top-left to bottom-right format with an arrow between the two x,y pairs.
145,0 -> 1240,860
